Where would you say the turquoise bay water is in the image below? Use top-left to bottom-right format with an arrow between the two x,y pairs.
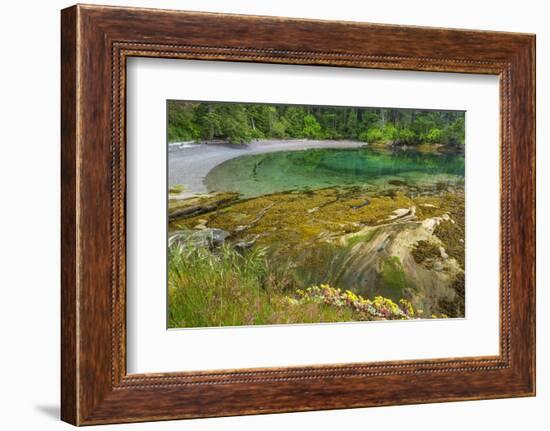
205,147 -> 465,198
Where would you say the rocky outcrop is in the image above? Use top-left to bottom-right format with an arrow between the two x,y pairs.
169,185 -> 465,317
168,192 -> 239,220
333,213 -> 463,315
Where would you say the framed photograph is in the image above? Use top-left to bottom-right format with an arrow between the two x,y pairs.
61,4 -> 536,425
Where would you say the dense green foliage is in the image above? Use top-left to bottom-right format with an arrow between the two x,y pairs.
168,101 -> 465,146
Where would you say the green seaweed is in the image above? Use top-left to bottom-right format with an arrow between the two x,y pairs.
411,240 -> 441,267
437,273 -> 465,318
380,256 -> 408,296
176,186 -> 464,251
434,219 -> 465,269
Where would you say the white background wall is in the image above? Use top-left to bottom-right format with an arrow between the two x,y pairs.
0,0 -> 546,429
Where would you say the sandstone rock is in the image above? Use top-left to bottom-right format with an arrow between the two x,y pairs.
388,208 -> 410,219
387,206 -> 416,221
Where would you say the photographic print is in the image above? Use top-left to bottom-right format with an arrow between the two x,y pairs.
167,101 -> 465,328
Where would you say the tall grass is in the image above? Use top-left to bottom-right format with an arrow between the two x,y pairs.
168,244 -> 273,327
167,243 -> 363,327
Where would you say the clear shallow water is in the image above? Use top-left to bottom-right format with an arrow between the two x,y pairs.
205,147 -> 465,198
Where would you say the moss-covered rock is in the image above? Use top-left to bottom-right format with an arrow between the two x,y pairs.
380,256 -> 408,297
168,191 -> 239,221
169,185 -> 465,317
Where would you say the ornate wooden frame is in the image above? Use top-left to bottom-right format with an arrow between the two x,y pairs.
61,4 -> 536,425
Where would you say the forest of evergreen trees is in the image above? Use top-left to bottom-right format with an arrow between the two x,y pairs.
168,101 -> 465,147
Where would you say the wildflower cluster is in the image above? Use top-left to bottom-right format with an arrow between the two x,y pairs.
286,284 -> 418,320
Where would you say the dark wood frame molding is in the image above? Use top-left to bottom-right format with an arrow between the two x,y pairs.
61,4 -> 536,425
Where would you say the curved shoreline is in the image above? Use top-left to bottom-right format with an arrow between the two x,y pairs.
168,139 -> 368,194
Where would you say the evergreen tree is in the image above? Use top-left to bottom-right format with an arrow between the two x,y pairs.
167,101 -> 465,147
